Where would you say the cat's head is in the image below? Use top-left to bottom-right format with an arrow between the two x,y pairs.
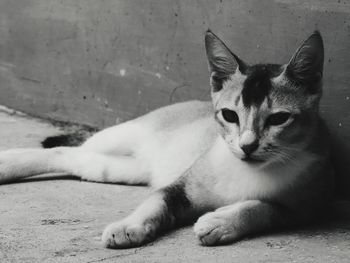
205,30 -> 324,166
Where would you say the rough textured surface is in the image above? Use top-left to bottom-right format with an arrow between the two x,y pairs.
0,111 -> 350,262
0,0 -> 350,196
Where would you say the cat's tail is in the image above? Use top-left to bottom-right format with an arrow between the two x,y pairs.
41,132 -> 91,148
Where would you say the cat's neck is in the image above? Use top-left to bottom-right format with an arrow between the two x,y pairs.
190,136 -> 319,206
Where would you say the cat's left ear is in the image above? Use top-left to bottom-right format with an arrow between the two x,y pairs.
205,30 -> 246,92
285,31 -> 324,93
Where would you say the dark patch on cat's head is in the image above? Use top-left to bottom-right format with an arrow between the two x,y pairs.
242,64 -> 283,106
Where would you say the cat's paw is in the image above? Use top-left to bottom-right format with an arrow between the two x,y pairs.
102,220 -> 155,249
0,149 -> 36,184
194,212 -> 239,246
0,151 -> 18,184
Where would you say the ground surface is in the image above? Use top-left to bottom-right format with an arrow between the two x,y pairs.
0,110 -> 349,263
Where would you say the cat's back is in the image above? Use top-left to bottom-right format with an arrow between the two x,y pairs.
84,100 -> 215,151
82,100 -> 218,187
136,100 -> 214,131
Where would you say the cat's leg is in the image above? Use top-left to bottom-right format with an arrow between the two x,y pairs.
193,200 -> 299,246
102,181 -> 195,248
100,180 -> 307,248
0,147 -> 150,185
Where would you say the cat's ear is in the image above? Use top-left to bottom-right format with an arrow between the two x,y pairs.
205,30 -> 246,92
285,31 -> 324,93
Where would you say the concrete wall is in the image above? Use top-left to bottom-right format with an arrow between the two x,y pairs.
0,0 -> 350,196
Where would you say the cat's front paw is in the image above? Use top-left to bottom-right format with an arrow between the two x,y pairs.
102,220 -> 155,249
194,212 -> 239,246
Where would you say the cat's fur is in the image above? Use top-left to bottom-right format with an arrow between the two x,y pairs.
0,30 -> 333,248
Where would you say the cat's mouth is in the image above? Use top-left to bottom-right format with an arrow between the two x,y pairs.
241,156 -> 264,164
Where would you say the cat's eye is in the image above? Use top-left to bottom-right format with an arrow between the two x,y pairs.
266,112 -> 291,126
221,109 -> 239,124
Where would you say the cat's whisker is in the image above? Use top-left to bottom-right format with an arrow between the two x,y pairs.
268,148 -> 298,165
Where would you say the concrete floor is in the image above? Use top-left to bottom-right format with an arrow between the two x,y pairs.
0,110 -> 350,263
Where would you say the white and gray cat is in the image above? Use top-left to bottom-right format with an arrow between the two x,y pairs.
0,30 -> 333,248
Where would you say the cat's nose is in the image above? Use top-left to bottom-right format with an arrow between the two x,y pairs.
240,142 -> 259,155
239,130 -> 259,155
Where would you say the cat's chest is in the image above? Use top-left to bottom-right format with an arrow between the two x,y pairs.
199,138 -> 312,205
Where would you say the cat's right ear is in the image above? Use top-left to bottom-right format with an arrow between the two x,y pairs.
205,30 -> 246,92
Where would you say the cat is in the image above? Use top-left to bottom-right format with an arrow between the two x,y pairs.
0,30 -> 334,248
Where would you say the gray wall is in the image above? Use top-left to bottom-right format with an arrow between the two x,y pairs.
0,0 -> 350,196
